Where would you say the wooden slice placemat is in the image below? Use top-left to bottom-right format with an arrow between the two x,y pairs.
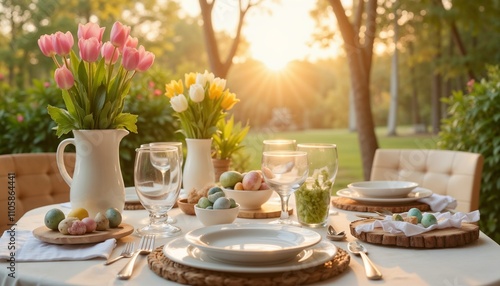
350,219 -> 479,248
331,197 -> 430,213
148,245 -> 350,285
238,203 -> 293,219
32,223 -> 134,244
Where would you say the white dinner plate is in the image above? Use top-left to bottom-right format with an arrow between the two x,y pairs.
125,186 -> 139,203
337,187 -> 432,204
163,238 -> 336,273
184,223 -> 322,264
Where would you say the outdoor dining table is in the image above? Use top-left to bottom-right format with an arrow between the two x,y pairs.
1,194 -> 500,286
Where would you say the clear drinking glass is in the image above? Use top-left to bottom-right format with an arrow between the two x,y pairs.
261,151 -> 308,225
141,142 -> 183,224
295,143 -> 338,227
262,139 -> 297,152
134,146 -> 182,237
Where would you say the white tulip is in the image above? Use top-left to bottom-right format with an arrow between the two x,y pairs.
212,77 -> 226,90
195,73 -> 206,86
189,84 -> 205,102
170,94 -> 188,112
203,70 -> 215,83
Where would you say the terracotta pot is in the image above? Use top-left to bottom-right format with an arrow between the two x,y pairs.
212,158 -> 231,182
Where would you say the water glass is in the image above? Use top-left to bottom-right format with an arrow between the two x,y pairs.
295,143 -> 338,227
134,146 -> 182,237
140,142 -> 183,224
261,150 -> 308,225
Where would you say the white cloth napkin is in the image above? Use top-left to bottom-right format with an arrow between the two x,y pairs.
355,210 -> 480,237
418,193 -> 457,211
0,230 -> 116,262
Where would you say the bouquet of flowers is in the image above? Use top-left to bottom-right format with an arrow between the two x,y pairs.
165,71 -> 240,139
38,21 -> 155,137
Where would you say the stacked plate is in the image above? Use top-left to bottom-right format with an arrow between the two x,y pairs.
163,223 -> 337,273
337,180 -> 433,204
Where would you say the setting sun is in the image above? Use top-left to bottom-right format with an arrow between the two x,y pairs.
243,1 -> 317,71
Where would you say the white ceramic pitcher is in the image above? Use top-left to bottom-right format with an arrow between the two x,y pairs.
56,129 -> 128,216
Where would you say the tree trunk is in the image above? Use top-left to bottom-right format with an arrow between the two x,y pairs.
348,90 -> 356,131
198,0 -> 253,78
431,22 -> 442,135
408,42 -> 424,133
387,11 -> 399,136
329,0 -> 379,180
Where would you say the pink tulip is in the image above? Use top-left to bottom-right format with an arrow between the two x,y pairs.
52,31 -> 74,56
78,38 -> 101,62
125,36 -> 138,49
101,42 -> 120,65
38,34 -> 56,57
54,66 -> 74,89
77,22 -> 105,42
136,45 -> 155,72
110,21 -> 131,48
121,47 -> 139,71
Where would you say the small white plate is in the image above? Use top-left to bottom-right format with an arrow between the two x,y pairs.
125,186 -> 139,203
184,223 -> 322,264
163,238 -> 336,273
337,187 -> 432,204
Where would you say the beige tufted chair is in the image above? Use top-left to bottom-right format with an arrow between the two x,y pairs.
0,153 -> 75,232
370,149 -> 483,213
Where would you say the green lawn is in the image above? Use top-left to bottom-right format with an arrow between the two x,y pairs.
241,127 -> 439,192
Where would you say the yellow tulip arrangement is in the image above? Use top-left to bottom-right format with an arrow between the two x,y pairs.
165,71 -> 240,139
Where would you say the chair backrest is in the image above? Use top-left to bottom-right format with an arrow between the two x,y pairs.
0,153 -> 75,232
370,149 -> 483,212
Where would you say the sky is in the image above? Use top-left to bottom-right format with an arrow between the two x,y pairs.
180,0 -> 340,70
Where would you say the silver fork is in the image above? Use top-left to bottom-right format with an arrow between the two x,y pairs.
105,242 -> 135,265
116,235 -> 155,280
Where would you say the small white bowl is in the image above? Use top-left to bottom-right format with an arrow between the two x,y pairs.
222,188 -> 273,210
347,181 -> 418,198
194,204 -> 240,226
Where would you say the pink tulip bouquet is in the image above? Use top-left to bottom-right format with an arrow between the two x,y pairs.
38,21 -> 155,136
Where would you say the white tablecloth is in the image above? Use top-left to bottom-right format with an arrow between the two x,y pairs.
1,197 -> 500,286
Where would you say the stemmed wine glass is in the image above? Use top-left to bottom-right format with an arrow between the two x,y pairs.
296,143 -> 338,227
261,151 -> 308,225
143,142 -> 183,224
134,146 -> 182,237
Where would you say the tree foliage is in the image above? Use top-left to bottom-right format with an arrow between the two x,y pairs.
439,66 -> 500,243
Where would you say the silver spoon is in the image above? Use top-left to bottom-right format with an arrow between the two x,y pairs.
347,241 -> 383,280
326,225 -> 346,241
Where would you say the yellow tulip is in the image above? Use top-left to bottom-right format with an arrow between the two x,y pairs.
221,91 -> 239,110
184,72 -> 196,88
164,79 -> 183,98
209,81 -> 224,99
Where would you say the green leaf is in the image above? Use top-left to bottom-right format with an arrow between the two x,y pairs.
47,105 -> 78,137
98,102 -> 112,129
113,113 -> 138,133
83,114 -> 94,129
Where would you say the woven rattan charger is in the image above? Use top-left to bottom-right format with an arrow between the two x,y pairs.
148,245 -> 350,285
